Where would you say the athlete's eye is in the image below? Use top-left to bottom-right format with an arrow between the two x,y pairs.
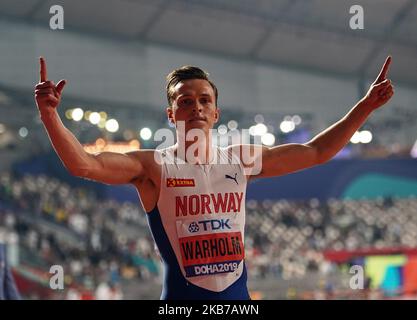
180,98 -> 193,106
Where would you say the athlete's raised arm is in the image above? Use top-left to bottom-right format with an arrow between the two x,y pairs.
34,57 -> 146,185
235,56 -> 394,179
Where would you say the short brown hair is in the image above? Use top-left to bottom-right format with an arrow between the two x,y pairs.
166,66 -> 218,106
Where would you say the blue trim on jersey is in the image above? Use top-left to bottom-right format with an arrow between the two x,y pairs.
146,206 -> 250,300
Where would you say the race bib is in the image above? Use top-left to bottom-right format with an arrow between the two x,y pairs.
176,216 -> 245,277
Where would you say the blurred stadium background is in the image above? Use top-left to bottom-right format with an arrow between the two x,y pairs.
0,0 -> 417,300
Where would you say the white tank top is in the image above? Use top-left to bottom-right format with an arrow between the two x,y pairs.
155,145 -> 247,292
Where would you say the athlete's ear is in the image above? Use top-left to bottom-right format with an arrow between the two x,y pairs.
213,107 -> 220,124
166,106 -> 175,124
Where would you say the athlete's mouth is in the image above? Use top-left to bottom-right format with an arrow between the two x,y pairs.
189,117 -> 206,122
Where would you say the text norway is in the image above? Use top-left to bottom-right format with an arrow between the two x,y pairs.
176,192 -> 244,216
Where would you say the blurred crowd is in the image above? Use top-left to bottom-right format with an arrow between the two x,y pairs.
1,171 -> 417,299
0,172 -> 159,299
245,196 -> 417,280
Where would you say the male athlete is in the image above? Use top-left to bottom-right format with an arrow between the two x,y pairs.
34,56 -> 394,299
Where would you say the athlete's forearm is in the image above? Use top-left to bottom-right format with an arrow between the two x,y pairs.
308,98 -> 373,163
40,109 -> 93,176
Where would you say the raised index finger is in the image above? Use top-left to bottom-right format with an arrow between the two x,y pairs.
375,56 -> 391,83
39,56 -> 48,82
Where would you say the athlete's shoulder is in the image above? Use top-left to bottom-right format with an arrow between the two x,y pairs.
125,149 -> 164,169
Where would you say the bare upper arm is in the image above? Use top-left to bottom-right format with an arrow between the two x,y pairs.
256,143 -> 321,179
228,143 -> 321,180
80,149 -> 154,185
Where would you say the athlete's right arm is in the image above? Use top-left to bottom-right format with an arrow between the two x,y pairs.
34,57 -> 145,185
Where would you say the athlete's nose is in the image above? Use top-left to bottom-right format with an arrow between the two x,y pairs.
192,101 -> 203,114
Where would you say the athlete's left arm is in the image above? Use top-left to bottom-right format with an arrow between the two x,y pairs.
252,56 -> 394,179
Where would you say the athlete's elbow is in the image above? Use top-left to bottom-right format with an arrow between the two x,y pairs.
313,150 -> 330,165
303,143 -> 326,166
67,155 -> 98,178
315,149 -> 339,165
313,150 -> 325,164
308,142 -> 342,165
64,162 -> 93,178
67,164 -> 91,178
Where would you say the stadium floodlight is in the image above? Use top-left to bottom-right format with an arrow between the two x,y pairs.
19,127 -> 28,138
292,115 -> 302,125
218,124 -> 227,135
350,131 -> 361,144
89,112 -> 101,125
105,119 -> 119,133
227,120 -> 238,130
71,108 -> 84,121
360,130 -> 373,144
140,127 -> 152,140
261,133 -> 276,146
280,120 -> 295,133
254,114 -> 264,123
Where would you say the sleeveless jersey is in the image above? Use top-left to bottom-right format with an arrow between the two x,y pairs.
146,145 -> 250,300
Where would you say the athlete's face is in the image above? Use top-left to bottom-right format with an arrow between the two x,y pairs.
167,79 -> 219,133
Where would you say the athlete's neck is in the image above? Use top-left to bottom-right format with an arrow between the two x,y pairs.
174,130 -> 214,164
